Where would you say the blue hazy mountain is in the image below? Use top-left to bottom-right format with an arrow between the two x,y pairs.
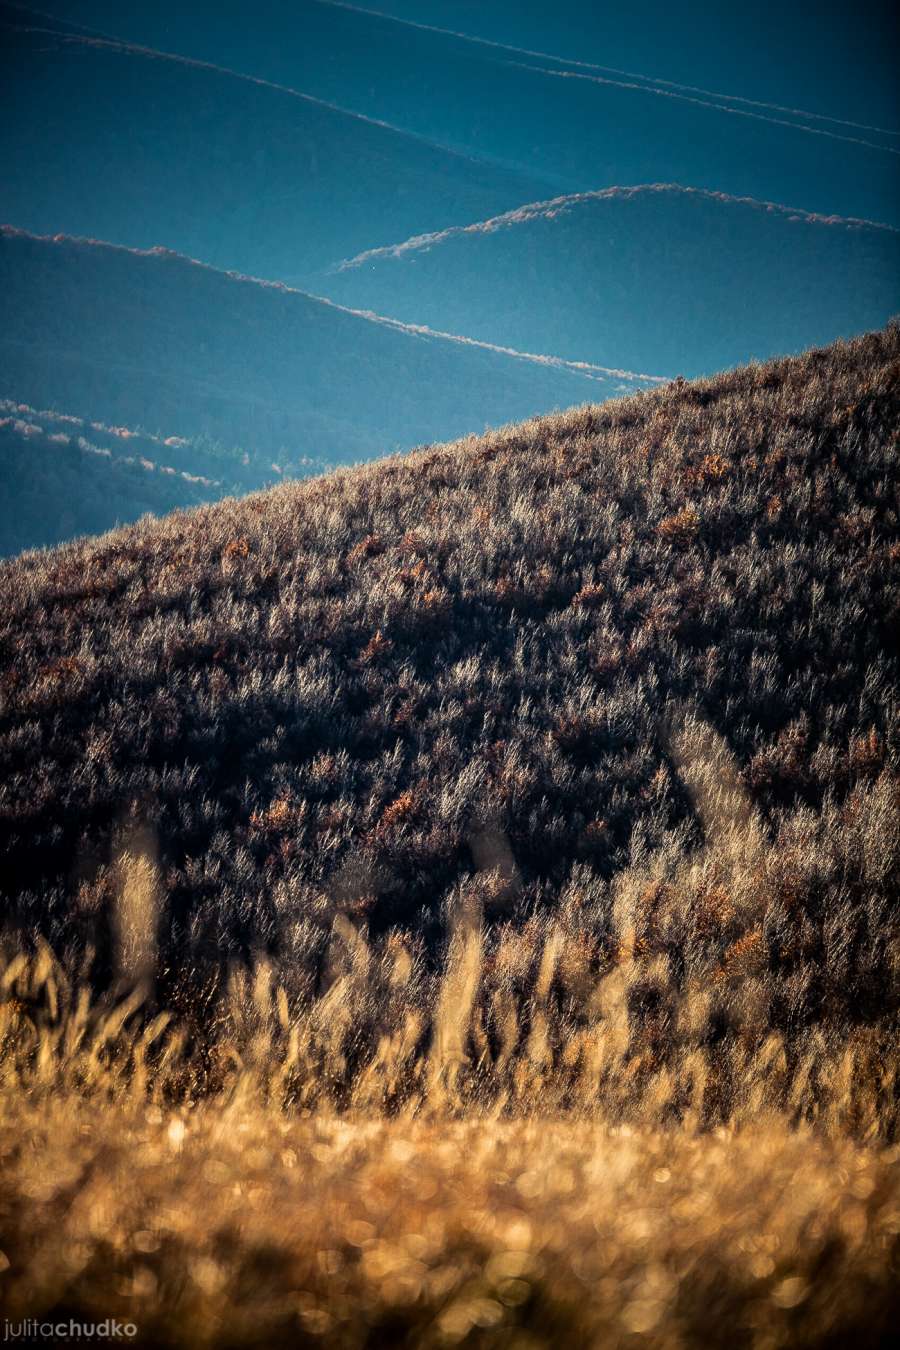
0,402 -> 231,556
2,1 -> 897,556
318,185 -> 900,377
20,0 -> 900,233
0,4 -> 550,282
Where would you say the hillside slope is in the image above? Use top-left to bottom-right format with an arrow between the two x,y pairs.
0,329 -> 899,1347
0,402 -> 320,557
0,227 -> 643,476
321,185 -> 900,377
1,326 -> 897,1020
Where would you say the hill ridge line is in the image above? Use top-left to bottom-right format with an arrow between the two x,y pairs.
25,0 -> 898,144
314,0 -> 900,144
0,225 -> 667,385
336,182 -> 900,270
0,401 -> 223,489
3,324 -> 884,573
0,8 -> 527,176
504,59 -> 900,156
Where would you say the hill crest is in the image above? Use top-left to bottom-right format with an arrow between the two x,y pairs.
335,182 -> 900,271
319,184 -> 900,377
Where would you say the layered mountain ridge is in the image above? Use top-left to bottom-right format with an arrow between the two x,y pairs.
320,185 -> 900,376
1,224 -> 653,552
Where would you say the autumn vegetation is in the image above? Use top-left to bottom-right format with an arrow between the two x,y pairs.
0,326 -> 898,1345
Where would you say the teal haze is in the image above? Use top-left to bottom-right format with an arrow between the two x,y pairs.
0,0 -> 897,552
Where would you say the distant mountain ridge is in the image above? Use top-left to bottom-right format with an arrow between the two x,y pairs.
14,0 -> 900,229
4,3 -> 897,563
0,403 -> 227,556
0,3 -> 551,281
0,399 -> 342,556
319,184 -> 900,377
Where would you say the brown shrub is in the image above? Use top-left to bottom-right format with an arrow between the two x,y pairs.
376,790 -> 417,836
221,536 -> 250,561
356,629 -> 394,666
850,728 -> 885,777
696,453 -> 730,483
657,505 -> 701,546
348,533 -> 385,564
572,583 -> 606,609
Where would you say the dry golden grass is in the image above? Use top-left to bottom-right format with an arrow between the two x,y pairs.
1,712 -> 898,1343
2,1098 -> 898,1349
1,790 -> 897,1347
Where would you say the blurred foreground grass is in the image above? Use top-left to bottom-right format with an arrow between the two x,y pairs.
1,1096 -> 898,1348
1,707 -> 897,1345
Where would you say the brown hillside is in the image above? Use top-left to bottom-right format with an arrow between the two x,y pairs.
0,326 -> 898,1041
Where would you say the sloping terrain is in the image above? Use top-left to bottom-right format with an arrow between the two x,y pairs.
3,11 -> 899,1345
0,406 -> 217,557
321,185 -> 900,376
0,227 -> 640,478
0,3 -> 549,281
1,326 -> 897,1018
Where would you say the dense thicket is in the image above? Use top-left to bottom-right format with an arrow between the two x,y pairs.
0,328 -> 897,1036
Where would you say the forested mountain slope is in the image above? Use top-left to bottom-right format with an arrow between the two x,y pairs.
12,0 -> 900,232
0,407 -> 216,556
0,227 -> 639,474
0,403 -> 317,557
0,2 -> 549,281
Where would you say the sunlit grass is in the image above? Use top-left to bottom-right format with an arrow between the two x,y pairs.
2,1094 -> 898,1347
